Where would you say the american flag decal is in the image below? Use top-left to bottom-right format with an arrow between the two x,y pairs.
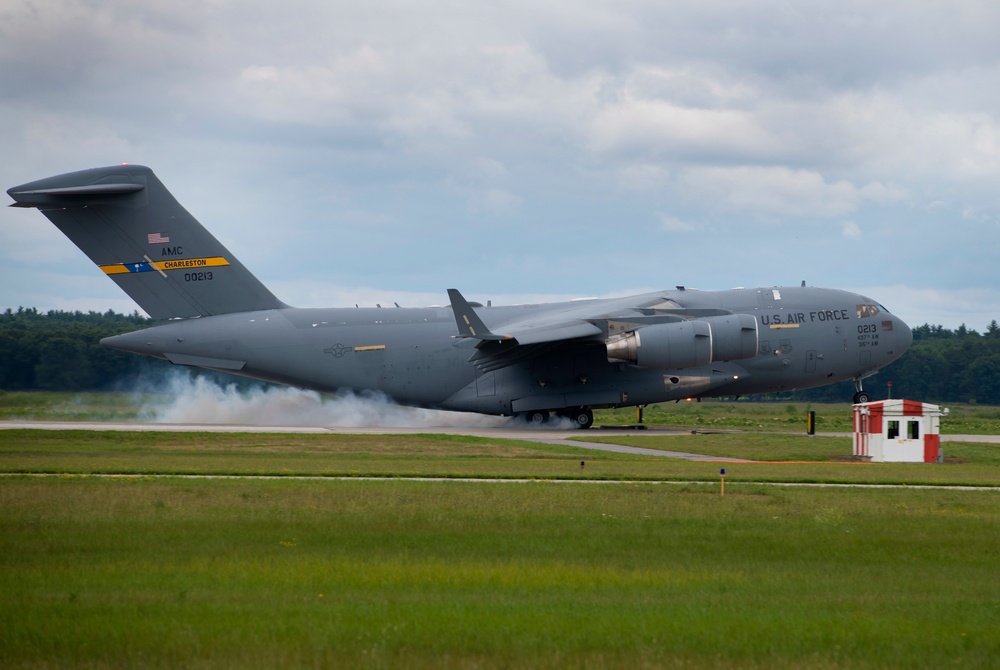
147,232 -> 170,244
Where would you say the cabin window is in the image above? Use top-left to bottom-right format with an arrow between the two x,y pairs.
887,420 -> 900,439
907,421 -> 920,440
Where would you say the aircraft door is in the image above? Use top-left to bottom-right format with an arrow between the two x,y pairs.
476,370 -> 496,397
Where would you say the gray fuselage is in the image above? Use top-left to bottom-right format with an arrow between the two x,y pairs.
103,285 -> 912,416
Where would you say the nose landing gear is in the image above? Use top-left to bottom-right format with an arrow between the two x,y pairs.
853,378 -> 872,404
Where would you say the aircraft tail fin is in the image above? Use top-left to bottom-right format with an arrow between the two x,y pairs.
8,165 -> 287,320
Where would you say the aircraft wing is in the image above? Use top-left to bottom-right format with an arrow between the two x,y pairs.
448,288 -> 618,372
448,288 -> 604,345
448,288 -> 759,374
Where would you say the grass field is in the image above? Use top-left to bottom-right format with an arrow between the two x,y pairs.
1,423 -> 999,668
2,429 -> 1000,487
2,476 -> 998,668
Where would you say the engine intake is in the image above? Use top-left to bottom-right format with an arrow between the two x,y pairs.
605,314 -> 758,369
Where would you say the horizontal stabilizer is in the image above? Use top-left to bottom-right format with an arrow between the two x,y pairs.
8,182 -> 145,207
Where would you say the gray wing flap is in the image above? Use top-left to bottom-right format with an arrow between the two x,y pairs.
503,320 -> 602,345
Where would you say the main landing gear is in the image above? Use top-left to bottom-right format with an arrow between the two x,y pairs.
852,378 -> 872,404
520,407 -> 594,429
526,410 -> 550,425
563,407 -> 594,430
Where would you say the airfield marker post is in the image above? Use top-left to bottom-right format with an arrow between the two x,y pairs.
720,468 -> 726,497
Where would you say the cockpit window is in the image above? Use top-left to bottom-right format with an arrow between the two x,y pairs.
857,304 -> 881,318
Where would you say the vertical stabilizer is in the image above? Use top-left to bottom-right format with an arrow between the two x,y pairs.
7,165 -> 286,319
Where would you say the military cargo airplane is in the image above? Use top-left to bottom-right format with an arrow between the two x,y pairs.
8,165 -> 912,428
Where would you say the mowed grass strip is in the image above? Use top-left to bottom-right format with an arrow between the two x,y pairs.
1,429 -> 627,479
3,429 -> 1000,487
576,433 -> 1000,486
595,401 -> 1000,435
0,391 -> 161,422
1,477 -> 997,669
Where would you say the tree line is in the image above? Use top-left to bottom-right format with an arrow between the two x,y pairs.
2,308 -> 999,404
755,321 -> 1000,404
0,308 -> 162,391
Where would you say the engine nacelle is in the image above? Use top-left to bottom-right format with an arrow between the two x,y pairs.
605,314 -> 758,369
704,313 -> 759,361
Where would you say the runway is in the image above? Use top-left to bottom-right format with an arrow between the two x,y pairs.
2,421 -> 998,464
0,420 -> 750,461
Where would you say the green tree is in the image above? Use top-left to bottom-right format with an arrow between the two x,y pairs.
1,308 -> 154,391
33,336 -> 94,390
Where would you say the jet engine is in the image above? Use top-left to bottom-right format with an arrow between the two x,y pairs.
605,314 -> 758,369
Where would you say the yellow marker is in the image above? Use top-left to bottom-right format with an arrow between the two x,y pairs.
99,256 -> 230,275
354,345 -> 386,352
720,468 -> 726,497
159,256 -> 230,271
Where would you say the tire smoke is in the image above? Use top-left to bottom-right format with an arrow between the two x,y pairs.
137,370 -> 515,428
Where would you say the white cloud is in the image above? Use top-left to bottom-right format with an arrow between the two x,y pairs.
678,166 -> 861,220
657,213 -> 700,233
858,182 -> 908,205
841,221 -> 862,239
589,93 -> 771,160
466,188 -> 523,215
615,164 -> 671,192
2,0 -> 1000,330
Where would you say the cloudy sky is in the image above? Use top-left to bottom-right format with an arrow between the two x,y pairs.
2,0 -> 998,329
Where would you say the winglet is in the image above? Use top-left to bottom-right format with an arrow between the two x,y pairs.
447,289 -> 510,341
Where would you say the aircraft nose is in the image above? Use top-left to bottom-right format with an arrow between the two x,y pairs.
896,316 -> 913,353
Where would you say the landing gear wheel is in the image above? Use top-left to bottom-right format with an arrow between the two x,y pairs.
526,410 -> 550,425
568,408 -> 594,430
853,391 -> 872,404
